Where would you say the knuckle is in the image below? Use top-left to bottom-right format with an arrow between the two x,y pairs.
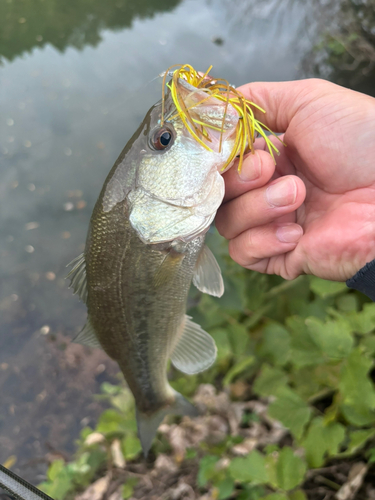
229,232 -> 257,267
214,211 -> 228,238
228,239 -> 247,266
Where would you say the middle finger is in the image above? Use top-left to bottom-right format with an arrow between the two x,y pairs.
216,175 -> 306,239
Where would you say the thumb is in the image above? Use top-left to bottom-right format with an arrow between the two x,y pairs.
236,78 -> 335,133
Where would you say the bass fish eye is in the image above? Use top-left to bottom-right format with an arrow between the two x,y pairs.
151,127 -> 173,151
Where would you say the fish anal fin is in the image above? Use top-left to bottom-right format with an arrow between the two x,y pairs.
171,315 -> 217,375
66,253 -> 88,303
73,317 -> 102,349
136,391 -> 199,457
193,245 -> 224,298
153,250 -> 184,288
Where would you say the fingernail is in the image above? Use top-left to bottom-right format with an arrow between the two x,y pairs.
238,152 -> 261,181
266,178 -> 297,207
276,224 -> 303,243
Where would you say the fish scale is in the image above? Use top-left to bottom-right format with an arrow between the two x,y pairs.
86,197 -> 204,412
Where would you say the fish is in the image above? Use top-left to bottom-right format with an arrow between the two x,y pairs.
0,464 -> 54,500
67,64 -> 279,455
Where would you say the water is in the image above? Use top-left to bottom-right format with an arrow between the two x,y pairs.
0,0 -> 373,485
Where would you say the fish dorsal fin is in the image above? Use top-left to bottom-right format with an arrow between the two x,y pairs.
73,317 -> 102,349
66,253 -> 88,303
193,245 -> 224,298
171,315 -> 217,374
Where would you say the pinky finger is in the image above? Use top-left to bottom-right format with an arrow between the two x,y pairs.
228,222 -> 303,269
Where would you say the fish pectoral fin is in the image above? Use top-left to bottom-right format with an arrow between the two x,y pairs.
171,315 -> 217,374
136,391 -> 198,457
193,244 -> 224,298
153,250 -> 185,288
66,252 -> 88,303
73,317 -> 102,349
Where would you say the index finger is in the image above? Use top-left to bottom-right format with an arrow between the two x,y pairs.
223,135 -> 296,203
237,79 -> 331,133
222,149 -> 275,203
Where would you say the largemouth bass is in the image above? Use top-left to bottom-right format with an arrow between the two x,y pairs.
67,65 -> 277,455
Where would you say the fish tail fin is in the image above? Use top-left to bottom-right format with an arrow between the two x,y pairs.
136,392 -> 199,457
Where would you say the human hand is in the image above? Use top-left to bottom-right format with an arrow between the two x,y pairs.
216,79 -> 375,282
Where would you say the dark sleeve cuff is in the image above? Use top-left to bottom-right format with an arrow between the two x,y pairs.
346,259 -> 375,301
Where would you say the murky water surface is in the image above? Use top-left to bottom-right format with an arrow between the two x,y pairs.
0,0 -> 373,485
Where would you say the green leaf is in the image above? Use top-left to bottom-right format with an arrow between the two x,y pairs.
84,449 -> 106,483
265,451 -> 278,489
305,317 -> 354,360
122,478 -> 138,499
217,272 -> 247,311
263,494 -> 288,500
339,348 -> 375,426
310,277 -> 347,298
79,427 -> 93,441
237,485 -> 266,500
253,364 -> 288,397
170,373 -> 199,397
110,391 -> 135,414
47,460 -> 65,481
302,417 -> 346,467
39,462 -> 74,500
288,491 -> 308,500
229,450 -> 269,484
223,356 -> 255,386
68,452 -> 90,478
268,387 -> 312,440
343,429 -> 375,456
367,447 -> 375,464
229,322 -> 250,357
96,409 -> 124,434
194,295 -> 226,330
198,455 -> 220,487
217,476 -> 235,500
346,303 -> 375,334
288,367 -> 321,401
122,433 -> 142,460
361,335 -> 375,355
185,448 -> 197,459
275,447 -> 306,491
258,322 -> 291,367
287,317 -> 324,368
101,382 -> 121,395
210,328 -> 232,361
336,294 -> 358,312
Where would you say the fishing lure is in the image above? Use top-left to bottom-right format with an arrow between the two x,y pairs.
161,64 -> 283,172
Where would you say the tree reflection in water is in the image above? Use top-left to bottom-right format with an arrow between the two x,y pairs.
0,0 -> 181,62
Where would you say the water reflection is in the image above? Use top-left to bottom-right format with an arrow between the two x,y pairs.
0,0 -> 181,62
